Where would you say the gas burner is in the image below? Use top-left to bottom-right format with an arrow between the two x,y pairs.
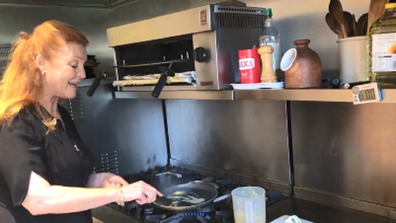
159,212 -> 212,223
144,207 -> 155,215
107,165 -> 285,223
180,216 -> 212,223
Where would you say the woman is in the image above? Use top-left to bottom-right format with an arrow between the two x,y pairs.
0,20 -> 162,223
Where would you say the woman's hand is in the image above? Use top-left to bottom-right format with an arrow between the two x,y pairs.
121,181 -> 163,205
102,174 -> 128,189
87,173 -> 128,189
99,175 -> 163,205
100,173 -> 129,206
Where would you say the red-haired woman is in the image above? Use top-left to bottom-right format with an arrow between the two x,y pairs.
0,20 -> 162,223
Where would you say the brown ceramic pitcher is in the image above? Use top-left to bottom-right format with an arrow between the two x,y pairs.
280,39 -> 322,88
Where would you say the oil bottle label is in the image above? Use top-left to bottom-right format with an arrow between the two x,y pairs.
372,33 -> 396,72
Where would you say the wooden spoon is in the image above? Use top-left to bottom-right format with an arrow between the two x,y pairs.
326,12 -> 343,38
351,14 -> 358,36
367,0 -> 389,34
329,0 -> 348,38
343,11 -> 354,37
357,13 -> 368,35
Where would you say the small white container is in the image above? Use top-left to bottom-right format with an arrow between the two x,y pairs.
337,36 -> 370,84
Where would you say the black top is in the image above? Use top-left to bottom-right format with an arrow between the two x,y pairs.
0,104 -> 95,223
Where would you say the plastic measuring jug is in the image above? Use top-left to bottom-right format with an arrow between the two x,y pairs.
231,186 -> 266,223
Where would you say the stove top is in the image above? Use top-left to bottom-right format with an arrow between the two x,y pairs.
107,166 -> 285,223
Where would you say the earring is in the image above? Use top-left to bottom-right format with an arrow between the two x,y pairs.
39,66 -> 45,75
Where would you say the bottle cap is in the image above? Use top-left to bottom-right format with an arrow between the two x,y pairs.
264,8 -> 273,18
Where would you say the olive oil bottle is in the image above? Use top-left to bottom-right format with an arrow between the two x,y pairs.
369,3 -> 396,88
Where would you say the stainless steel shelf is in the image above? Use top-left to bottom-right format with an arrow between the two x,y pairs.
235,89 -> 351,102
113,89 -> 396,103
235,89 -> 396,103
114,90 -> 235,100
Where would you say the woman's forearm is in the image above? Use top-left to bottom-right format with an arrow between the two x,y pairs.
22,171 -> 119,215
22,171 -> 159,215
25,185 -> 119,215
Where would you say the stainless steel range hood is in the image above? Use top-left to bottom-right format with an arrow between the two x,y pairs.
107,1 -> 268,99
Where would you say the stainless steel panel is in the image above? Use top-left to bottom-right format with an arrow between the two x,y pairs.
170,160 -> 290,194
165,100 -> 290,186
291,102 -> 396,208
93,151 -> 120,175
0,44 -> 11,77
107,5 -> 212,47
78,77 -> 115,88
64,91 -> 85,120
114,90 -> 234,100
69,85 -> 168,176
193,31 -> 220,90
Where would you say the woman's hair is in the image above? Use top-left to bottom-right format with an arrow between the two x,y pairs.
0,20 -> 89,129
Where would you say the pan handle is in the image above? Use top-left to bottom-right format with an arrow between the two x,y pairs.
156,172 -> 182,178
86,71 -> 106,97
151,63 -> 175,98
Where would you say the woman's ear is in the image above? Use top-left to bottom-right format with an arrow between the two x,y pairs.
35,54 -> 46,72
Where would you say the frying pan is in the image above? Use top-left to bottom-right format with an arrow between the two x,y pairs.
153,182 -> 218,211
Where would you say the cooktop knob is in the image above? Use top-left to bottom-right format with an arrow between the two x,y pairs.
194,47 -> 209,63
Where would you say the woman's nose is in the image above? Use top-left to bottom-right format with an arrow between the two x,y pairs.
78,69 -> 86,79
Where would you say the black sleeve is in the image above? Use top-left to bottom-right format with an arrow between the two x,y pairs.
0,111 -> 49,207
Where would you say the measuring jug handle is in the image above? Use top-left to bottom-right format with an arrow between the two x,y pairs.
285,215 -> 302,223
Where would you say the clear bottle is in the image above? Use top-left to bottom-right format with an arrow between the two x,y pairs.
259,8 -> 282,80
369,3 -> 396,88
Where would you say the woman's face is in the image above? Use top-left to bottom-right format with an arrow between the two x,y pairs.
41,42 -> 87,99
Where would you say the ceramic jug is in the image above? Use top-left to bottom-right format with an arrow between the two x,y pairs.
280,39 -> 322,88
